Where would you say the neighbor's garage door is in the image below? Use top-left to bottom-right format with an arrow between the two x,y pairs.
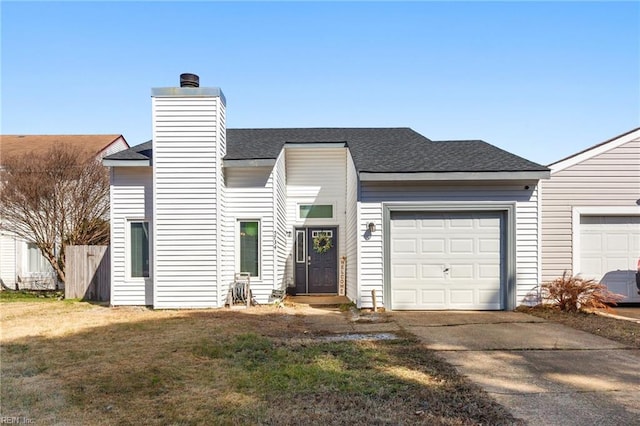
580,215 -> 640,303
390,211 -> 504,310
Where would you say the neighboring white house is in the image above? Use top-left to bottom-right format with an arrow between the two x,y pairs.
103,74 -> 550,310
541,128 -> 640,302
0,134 -> 129,289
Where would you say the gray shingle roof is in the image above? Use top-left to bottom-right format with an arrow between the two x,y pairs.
104,140 -> 152,161
104,128 -> 548,173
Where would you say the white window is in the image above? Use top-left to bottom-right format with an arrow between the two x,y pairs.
311,230 -> 333,238
27,243 -> 49,273
130,221 -> 150,278
296,230 -> 306,263
299,204 -> 334,219
239,220 -> 260,277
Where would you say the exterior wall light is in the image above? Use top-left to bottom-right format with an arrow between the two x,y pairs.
368,222 -> 376,233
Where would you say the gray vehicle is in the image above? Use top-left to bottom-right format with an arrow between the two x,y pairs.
637,258 -> 640,294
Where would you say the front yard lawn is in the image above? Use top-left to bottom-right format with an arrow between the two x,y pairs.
0,300 -> 520,425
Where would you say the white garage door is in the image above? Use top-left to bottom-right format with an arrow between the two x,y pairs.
390,211 -> 504,310
580,215 -> 640,303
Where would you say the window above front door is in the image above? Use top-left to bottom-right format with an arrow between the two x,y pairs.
299,204 -> 334,219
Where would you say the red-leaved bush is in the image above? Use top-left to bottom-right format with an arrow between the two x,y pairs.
541,272 -> 625,312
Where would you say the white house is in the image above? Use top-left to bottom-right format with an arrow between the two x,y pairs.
0,134 -> 129,290
103,74 -> 550,310
541,128 -> 640,302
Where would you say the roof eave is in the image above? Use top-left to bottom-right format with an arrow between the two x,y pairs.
222,158 -> 277,168
549,127 -> 640,174
358,170 -> 551,181
102,159 -> 151,167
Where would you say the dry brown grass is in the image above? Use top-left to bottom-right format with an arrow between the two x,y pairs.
1,300 -> 521,425
517,305 -> 640,349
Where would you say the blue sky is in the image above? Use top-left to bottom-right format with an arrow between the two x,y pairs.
1,1 -> 638,165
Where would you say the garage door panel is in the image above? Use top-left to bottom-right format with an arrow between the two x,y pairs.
394,220 -> 418,230
422,290 -> 446,304
579,215 -> 640,303
478,295 -> 502,310
392,289 -> 419,305
449,264 -> 474,279
390,211 -> 504,310
479,238 -> 501,254
605,257 -> 632,270
422,239 -> 445,253
450,218 -> 474,228
450,239 -> 474,253
581,258 -> 602,276
450,289 -> 474,304
479,217 -> 501,229
420,218 -> 445,228
606,234 -> 629,250
392,239 -> 417,254
391,264 -> 418,279
479,264 -> 501,279
582,234 -> 602,251
421,264 -> 445,278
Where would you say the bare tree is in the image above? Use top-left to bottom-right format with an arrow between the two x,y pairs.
0,144 -> 110,284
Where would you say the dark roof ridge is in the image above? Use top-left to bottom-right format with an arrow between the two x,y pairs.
432,139 -> 486,143
228,126 -> 413,130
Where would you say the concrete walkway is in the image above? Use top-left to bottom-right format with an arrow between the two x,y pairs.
392,311 -> 640,426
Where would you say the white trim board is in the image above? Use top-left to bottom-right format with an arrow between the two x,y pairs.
550,128 -> 640,174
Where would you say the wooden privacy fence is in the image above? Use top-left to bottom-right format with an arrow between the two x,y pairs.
65,245 -> 110,301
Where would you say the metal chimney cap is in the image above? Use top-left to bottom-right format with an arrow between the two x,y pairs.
180,73 -> 199,88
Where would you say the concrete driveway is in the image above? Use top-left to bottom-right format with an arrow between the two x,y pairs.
392,311 -> 640,426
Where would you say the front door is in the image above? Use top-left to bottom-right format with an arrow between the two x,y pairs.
294,227 -> 338,294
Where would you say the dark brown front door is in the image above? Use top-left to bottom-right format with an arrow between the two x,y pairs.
294,227 -> 338,294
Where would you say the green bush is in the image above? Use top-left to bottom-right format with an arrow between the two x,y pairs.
541,272 -> 625,312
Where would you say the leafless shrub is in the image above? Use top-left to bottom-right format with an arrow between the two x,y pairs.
0,144 -> 110,284
541,271 -> 625,312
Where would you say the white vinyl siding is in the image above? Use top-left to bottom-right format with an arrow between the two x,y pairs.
541,137 -> 640,282
100,137 -> 129,158
274,152 -> 289,291
152,95 -> 224,309
360,181 -> 540,308
345,151 -> 359,301
0,233 -> 17,287
223,166 -> 276,303
110,167 -> 153,305
285,147 -> 348,293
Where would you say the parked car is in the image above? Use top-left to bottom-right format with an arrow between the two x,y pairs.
636,258 -> 640,294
